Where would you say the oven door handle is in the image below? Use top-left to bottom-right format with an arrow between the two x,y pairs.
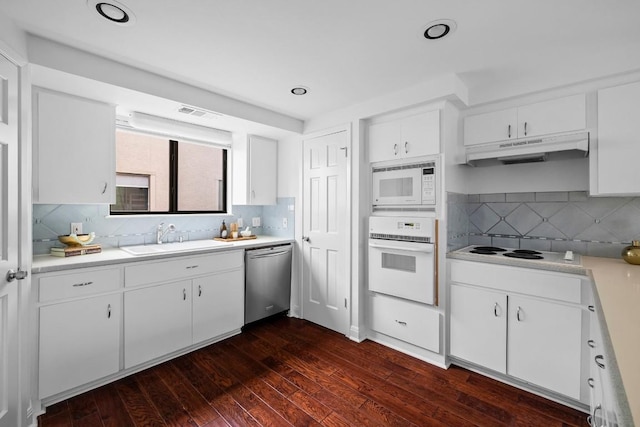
368,242 -> 434,253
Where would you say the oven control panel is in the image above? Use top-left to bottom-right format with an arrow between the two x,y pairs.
397,221 -> 421,230
421,167 -> 436,205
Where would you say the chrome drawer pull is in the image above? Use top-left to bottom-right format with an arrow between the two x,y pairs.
587,377 -> 594,388
183,288 -> 187,301
516,306 -> 523,322
107,304 -> 112,319
587,339 -> 595,349
588,305 -> 595,312
595,355 -> 605,369
494,302 -> 499,317
72,281 -> 93,287
198,285 -> 202,297
185,265 -> 199,269
395,320 -> 407,326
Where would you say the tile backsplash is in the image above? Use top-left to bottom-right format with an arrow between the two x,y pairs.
33,197 -> 295,255
447,191 -> 640,258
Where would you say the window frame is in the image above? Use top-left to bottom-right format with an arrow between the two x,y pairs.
110,132 -> 228,216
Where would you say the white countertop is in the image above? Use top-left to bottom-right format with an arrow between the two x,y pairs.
32,236 -> 294,274
582,256 -> 639,427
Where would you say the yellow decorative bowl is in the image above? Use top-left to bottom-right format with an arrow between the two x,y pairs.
621,240 -> 640,265
58,233 -> 95,247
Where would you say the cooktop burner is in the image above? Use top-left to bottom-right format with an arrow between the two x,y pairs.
469,246 -> 508,255
503,252 -> 544,260
512,249 -> 542,255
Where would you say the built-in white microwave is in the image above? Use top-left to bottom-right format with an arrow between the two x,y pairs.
372,157 -> 438,211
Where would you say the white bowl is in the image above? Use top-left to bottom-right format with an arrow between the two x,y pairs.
240,231 -> 252,237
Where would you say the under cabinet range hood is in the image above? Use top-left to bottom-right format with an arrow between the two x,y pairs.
465,131 -> 589,166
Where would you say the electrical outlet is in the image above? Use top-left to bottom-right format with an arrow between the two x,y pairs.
252,217 -> 261,227
282,218 -> 288,229
70,222 -> 83,234
237,218 -> 243,228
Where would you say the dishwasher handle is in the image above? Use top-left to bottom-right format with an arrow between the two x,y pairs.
248,250 -> 290,259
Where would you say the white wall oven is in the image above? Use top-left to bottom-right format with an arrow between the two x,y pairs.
368,216 -> 436,305
371,156 -> 438,212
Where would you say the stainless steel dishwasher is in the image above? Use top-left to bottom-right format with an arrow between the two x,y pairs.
245,244 -> 292,324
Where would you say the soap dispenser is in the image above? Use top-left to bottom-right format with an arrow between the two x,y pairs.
220,220 -> 228,239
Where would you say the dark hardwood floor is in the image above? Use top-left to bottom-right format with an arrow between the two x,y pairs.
38,316 -> 589,427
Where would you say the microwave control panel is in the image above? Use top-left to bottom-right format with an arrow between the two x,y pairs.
421,167 -> 436,205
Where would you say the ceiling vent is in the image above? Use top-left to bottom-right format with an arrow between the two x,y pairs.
177,105 -> 222,119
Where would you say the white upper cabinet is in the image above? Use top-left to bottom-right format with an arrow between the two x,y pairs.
464,94 -> 586,146
592,81 -> 640,196
33,88 -> 115,204
233,134 -> 277,205
369,110 -> 440,163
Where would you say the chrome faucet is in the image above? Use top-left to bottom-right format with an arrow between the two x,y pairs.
156,223 -> 176,244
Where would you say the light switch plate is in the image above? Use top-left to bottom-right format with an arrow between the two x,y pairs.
237,218 -> 243,228
70,222 -> 82,234
282,218 -> 288,228
252,217 -> 261,227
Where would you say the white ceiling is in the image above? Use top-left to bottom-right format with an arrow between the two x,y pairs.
2,0 -> 640,123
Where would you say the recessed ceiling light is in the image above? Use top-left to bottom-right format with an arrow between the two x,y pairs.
87,0 -> 136,26
422,19 -> 457,40
291,86 -> 309,96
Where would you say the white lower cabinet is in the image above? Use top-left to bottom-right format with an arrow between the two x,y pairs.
192,270 -> 244,344
449,260 -> 588,403
450,284 -> 507,373
124,280 -> 192,368
39,295 -> 121,398
507,295 -> 582,399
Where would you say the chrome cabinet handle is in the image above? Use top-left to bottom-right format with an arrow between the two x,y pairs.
508,124 -> 511,138
72,281 -> 93,287
587,339 -> 595,349
494,302 -> 499,317
198,285 -> 202,297
404,141 -> 409,153
587,377 -> 594,389
588,305 -> 595,312
101,182 -> 108,194
6,269 -> 28,282
185,265 -> 199,269
393,143 -> 398,155
395,320 -> 407,326
516,306 -> 523,322
183,288 -> 187,301
595,355 -> 605,369
524,122 -> 528,136
107,304 -> 112,319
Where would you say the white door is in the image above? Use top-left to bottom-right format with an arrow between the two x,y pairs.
0,52 -> 20,427
302,130 -> 349,334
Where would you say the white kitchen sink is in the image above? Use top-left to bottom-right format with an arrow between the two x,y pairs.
120,239 -> 233,255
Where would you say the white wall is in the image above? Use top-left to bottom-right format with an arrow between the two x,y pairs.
0,12 -> 27,63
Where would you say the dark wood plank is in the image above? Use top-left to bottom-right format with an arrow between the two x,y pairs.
114,376 -> 167,427
135,368 -> 198,427
92,383 -> 136,427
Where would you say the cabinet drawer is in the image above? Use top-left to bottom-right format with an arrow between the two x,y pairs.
450,260 -> 583,304
125,250 -> 243,287
369,292 -> 440,353
38,268 -> 120,303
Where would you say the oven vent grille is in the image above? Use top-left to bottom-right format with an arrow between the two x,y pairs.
372,206 -> 435,212
370,233 -> 431,243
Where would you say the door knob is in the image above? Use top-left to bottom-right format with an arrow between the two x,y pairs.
302,236 -> 310,243
6,269 -> 28,282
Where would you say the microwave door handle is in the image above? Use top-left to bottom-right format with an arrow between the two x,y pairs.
368,242 -> 434,253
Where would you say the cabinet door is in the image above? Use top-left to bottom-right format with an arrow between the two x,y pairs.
369,119 -> 401,163
517,94 -> 586,139
507,295 -> 582,399
449,284 -> 507,373
463,108 -> 517,146
401,110 -> 440,157
249,136 -> 277,205
595,81 -> 640,195
39,295 -> 120,398
33,89 -> 115,204
124,281 -> 192,368
192,270 -> 244,343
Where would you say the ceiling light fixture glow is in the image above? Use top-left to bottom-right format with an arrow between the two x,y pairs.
291,86 -> 309,96
87,0 -> 136,26
422,19 -> 457,40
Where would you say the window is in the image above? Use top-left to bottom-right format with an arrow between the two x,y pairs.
111,129 -> 227,214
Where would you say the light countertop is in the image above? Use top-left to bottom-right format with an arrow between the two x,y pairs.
582,256 -> 639,427
32,236 -> 294,274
